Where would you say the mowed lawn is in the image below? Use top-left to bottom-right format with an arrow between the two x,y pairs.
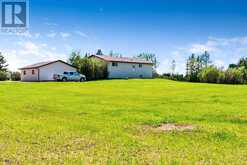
0,79 -> 246,164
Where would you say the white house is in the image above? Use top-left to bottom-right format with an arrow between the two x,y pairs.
19,60 -> 77,81
89,55 -> 153,79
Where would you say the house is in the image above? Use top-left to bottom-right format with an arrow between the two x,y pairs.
89,55 -> 153,79
19,60 -> 77,81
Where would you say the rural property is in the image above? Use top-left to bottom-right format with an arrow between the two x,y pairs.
1,0 -> 247,164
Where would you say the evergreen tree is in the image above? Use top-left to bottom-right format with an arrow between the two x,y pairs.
137,53 -> 159,69
0,52 -> 8,72
200,51 -> 211,68
171,60 -> 176,75
96,49 -> 103,55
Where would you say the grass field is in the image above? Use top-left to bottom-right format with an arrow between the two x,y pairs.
0,79 -> 246,164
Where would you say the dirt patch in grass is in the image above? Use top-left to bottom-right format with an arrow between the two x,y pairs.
145,123 -> 196,132
157,123 -> 195,131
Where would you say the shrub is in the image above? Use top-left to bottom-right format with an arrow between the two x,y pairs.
217,71 -> 226,84
198,66 -> 220,83
80,58 -> 108,81
152,70 -> 160,78
10,71 -> 21,81
0,71 -> 8,81
224,67 -> 245,84
161,73 -> 186,81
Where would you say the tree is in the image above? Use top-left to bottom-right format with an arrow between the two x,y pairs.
96,49 -> 103,55
137,53 -> 159,69
79,58 -> 108,80
200,51 -> 211,68
185,52 -> 211,82
198,65 -> 220,83
231,57 -> 247,81
224,67 -> 245,84
0,52 -> 8,72
186,54 -> 199,81
229,64 -> 237,68
171,60 -> 176,75
10,71 -> 21,81
0,71 -> 8,81
68,50 -> 82,69
109,50 -> 122,57
67,50 -> 108,80
238,57 -> 247,69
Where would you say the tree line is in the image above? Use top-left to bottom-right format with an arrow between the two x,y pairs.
0,52 -> 21,81
162,51 -> 247,84
2,48 -> 247,84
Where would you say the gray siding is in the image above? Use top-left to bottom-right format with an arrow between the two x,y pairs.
21,69 -> 39,81
39,62 -> 76,81
107,62 -> 153,79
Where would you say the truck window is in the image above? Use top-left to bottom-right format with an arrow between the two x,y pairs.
64,72 -> 68,75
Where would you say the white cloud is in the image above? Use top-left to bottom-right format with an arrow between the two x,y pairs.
158,36 -> 247,74
75,31 -> 88,38
8,32 -> 41,39
2,40 -> 67,71
189,44 -> 216,54
60,32 -> 71,38
19,41 -> 40,56
33,33 -> 41,39
44,22 -> 58,26
47,32 -> 57,38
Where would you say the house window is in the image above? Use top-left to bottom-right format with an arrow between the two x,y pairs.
23,70 -> 26,75
139,64 -> 142,68
32,70 -> 35,75
112,62 -> 118,67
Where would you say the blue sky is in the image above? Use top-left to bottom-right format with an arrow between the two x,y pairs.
2,0 -> 247,73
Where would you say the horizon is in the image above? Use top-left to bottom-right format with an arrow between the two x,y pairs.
1,0 -> 247,74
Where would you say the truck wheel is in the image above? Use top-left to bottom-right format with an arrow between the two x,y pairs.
80,78 -> 85,82
62,77 -> 67,82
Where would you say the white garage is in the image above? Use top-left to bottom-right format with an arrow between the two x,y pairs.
19,60 -> 77,81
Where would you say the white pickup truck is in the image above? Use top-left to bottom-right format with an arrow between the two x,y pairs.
53,72 -> 86,82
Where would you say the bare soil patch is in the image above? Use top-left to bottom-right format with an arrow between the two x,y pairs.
146,123 -> 196,132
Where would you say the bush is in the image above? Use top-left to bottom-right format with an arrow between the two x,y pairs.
198,66 -> 220,83
217,71 -> 225,84
10,71 -> 21,81
224,67 -> 245,84
80,58 -> 108,81
162,73 -> 186,81
152,70 -> 160,78
0,71 -> 8,81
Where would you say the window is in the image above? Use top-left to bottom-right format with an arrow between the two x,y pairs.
112,62 -> 118,67
64,72 -> 68,75
132,65 -> 136,68
32,70 -> 35,75
70,72 -> 74,75
139,64 -> 142,68
23,70 -> 26,75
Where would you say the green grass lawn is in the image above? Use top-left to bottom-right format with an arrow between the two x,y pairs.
0,79 -> 246,164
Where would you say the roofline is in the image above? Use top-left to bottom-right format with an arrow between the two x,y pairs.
89,55 -> 153,65
18,60 -> 77,70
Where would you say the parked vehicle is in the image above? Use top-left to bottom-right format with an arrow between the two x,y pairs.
53,72 -> 86,82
